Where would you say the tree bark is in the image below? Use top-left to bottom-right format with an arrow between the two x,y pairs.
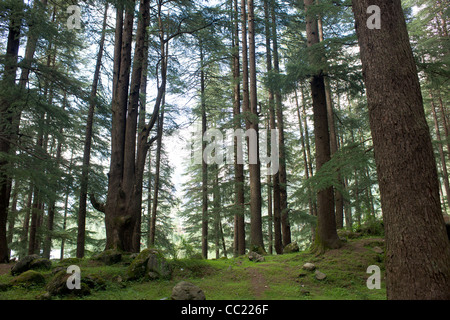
247,0 -> 265,252
77,3 -> 109,258
352,0 -> 450,299
0,0 -> 23,263
304,0 -> 341,252
271,3 -> 291,247
232,0 -> 245,256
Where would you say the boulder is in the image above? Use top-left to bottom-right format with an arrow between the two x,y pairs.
302,262 -> 316,271
147,253 -> 171,280
46,270 -> 91,297
92,249 -> 122,265
127,248 -> 171,280
248,251 -> 265,262
171,281 -> 206,300
10,270 -> 45,287
314,270 -> 327,280
30,258 -> 52,271
283,242 -> 299,254
10,254 -> 39,275
373,246 -> 383,254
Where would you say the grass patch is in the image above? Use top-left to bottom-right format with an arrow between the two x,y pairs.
0,237 -> 387,300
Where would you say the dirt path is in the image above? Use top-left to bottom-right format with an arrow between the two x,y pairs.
248,268 -> 269,299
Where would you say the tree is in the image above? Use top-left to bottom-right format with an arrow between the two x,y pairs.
0,0 -> 23,262
77,2 -> 109,258
246,0 -> 264,252
352,0 -> 450,299
231,0 -> 245,257
303,0 -> 341,252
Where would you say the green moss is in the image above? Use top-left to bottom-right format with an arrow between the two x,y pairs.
11,270 -> 46,287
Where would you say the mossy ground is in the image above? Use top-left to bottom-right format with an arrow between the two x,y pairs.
0,237 -> 386,300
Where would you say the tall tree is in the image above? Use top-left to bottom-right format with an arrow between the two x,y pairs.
232,0 -> 245,256
352,0 -> 450,299
303,0 -> 341,252
77,3 -> 109,258
0,0 -> 23,262
246,0 -> 265,252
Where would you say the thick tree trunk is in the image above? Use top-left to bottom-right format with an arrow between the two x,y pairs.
304,0 -> 341,252
105,0 -> 152,252
352,0 -> 450,299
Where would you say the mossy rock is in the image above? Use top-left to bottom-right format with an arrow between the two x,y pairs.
283,242 -> 300,254
10,270 -> 46,287
46,270 -> 91,297
127,248 -> 171,280
30,258 -> 52,271
10,254 -> 40,275
92,249 -> 122,265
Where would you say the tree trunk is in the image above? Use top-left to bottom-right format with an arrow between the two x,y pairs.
149,103 -> 165,247
271,3 -> 291,247
247,0 -> 265,252
77,3 -> 108,258
304,0 -> 341,252
263,0 -> 281,254
104,0 -> 152,252
200,40 -> 209,259
232,0 -> 245,256
430,93 -> 450,210
0,0 -> 23,263
352,0 -> 450,299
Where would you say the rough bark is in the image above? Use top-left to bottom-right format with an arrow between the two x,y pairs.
247,0 -> 265,252
304,0 -> 341,252
352,0 -> 450,299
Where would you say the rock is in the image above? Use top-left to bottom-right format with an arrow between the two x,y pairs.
283,242 -> 299,254
171,281 -> 206,300
83,274 -> 106,290
30,258 -> 52,271
302,262 -> 316,271
127,248 -> 171,280
92,249 -> 122,265
46,270 -> 91,297
10,254 -> 39,275
314,270 -> 327,280
46,270 -> 73,296
248,251 -> 265,262
147,251 -> 172,280
373,246 -> 383,254
10,270 -> 46,287
300,288 -> 310,296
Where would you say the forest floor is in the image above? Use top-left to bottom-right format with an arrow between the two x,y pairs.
0,236 -> 386,300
